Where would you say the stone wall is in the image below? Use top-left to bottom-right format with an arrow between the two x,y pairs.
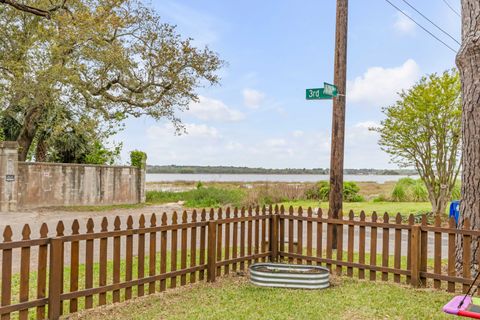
0,142 -> 145,211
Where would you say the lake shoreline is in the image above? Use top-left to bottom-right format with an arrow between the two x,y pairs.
146,173 -> 419,184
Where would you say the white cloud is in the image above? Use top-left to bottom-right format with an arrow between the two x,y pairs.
347,59 -> 420,108
136,120 -> 393,168
393,12 -> 416,34
292,130 -> 304,138
145,123 -> 222,164
188,96 -> 245,122
345,121 -> 390,168
155,1 -> 221,47
243,89 -> 266,109
265,138 -> 287,148
147,123 -> 220,139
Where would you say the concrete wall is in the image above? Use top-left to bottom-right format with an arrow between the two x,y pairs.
0,143 -> 146,211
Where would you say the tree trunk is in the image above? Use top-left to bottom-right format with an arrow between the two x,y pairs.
35,136 -> 48,162
16,106 -> 40,161
455,0 -> 480,272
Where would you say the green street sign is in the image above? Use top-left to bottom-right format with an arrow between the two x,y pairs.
323,82 -> 338,97
306,88 -> 332,100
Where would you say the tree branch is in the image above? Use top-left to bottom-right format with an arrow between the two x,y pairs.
0,0 -> 67,19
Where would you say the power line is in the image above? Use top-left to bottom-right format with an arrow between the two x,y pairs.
401,0 -> 460,45
442,0 -> 461,18
384,0 -> 458,53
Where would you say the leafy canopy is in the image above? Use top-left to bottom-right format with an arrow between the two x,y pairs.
0,0 -> 223,162
373,69 -> 461,213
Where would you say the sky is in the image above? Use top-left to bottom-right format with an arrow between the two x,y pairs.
114,0 -> 461,169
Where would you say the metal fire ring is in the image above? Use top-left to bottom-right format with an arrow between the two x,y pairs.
249,263 -> 330,289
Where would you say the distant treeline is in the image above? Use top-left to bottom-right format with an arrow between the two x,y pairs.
146,165 -> 417,175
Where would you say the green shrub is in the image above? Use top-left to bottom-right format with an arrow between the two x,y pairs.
373,194 -> 389,202
391,178 -> 428,202
305,181 -> 364,202
130,150 -> 147,169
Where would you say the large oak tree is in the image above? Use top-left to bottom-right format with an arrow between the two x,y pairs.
0,0 -> 223,161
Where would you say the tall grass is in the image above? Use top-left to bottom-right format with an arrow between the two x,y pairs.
390,178 -> 460,202
147,187 -> 245,208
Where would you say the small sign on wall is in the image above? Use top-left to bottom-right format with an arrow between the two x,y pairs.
5,174 -> 15,182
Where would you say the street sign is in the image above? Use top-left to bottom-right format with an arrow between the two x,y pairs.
306,83 -> 338,100
306,88 -> 333,100
323,82 -> 338,97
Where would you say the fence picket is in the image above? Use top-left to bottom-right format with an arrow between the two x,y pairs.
307,207 -> 313,265
190,210 -> 198,283
137,215 -> 146,297
99,218 -> 108,305
297,207 -> 304,264
181,211 -> 188,286
85,219 -> 94,309
125,216 -> 134,300
347,211 -> 354,277
358,211 -> 366,279
216,208 -> 223,276
336,211 -> 343,276
382,213 -> 390,282
394,213 -> 402,283
55,221 -> 65,316
36,223 -> 49,319
448,217 -> 456,292
171,212 -> 178,288
326,209 -> 333,271
370,212 -> 378,281
199,210 -> 206,280
261,206 -> 267,262
69,220 -> 80,313
240,208 -> 246,270
19,224 -> 31,320
160,213 -> 168,291
148,214 -> 157,294
225,208 -> 231,273
279,206 -> 285,257
112,217 -> 121,303
420,215 -> 428,287
232,208 -> 238,272
434,214 -> 442,289
316,208 -> 323,266
463,218 -> 472,294
248,207 -> 253,266
406,214 -> 414,284
288,206 -> 294,264
254,207 -> 260,264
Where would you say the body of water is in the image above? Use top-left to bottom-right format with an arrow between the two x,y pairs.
146,174 -> 419,183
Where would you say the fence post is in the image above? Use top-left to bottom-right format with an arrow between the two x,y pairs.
410,225 -> 421,288
269,213 -> 278,262
48,238 -> 63,320
207,221 -> 217,282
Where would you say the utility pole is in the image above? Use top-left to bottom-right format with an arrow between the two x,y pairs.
329,0 -> 348,249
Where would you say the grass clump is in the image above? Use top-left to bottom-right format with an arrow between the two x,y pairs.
389,178 -> 433,202
147,187 -> 245,208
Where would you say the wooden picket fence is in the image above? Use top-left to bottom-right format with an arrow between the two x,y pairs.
0,206 -> 478,319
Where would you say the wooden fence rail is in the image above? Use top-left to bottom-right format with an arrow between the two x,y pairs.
0,206 -> 478,319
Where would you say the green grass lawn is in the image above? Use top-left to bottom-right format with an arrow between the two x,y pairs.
280,201 -> 437,216
68,275 -> 453,320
